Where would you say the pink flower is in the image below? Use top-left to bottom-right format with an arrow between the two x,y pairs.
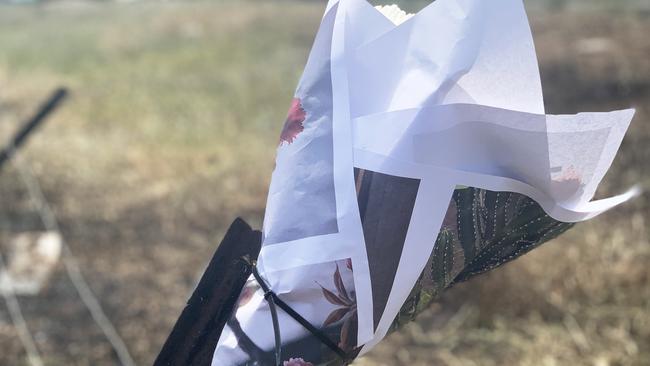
280,98 -> 306,145
554,166 -> 582,183
236,281 -> 258,308
283,358 -> 314,366
550,165 -> 584,201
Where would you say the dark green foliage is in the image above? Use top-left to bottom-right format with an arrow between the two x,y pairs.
430,229 -> 457,293
394,187 -> 575,328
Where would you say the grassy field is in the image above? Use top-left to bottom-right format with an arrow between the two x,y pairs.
0,1 -> 648,365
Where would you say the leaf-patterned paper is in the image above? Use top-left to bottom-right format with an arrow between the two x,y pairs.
393,187 -> 574,330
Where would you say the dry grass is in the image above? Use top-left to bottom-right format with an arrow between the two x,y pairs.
0,1 -> 648,365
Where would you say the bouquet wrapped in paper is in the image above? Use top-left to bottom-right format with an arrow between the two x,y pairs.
212,1 -> 637,365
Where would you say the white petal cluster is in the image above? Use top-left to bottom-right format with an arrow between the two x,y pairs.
375,4 -> 414,25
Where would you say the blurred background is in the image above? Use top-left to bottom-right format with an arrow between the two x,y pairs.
0,0 -> 648,365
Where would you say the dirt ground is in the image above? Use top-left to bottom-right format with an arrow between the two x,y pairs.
0,1 -> 649,365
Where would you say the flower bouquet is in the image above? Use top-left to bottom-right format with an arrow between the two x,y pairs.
210,1 -> 637,365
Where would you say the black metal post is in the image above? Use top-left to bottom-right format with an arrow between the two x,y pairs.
154,218 -> 262,366
0,88 -> 68,170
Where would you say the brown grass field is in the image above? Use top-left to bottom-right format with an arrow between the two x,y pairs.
0,1 -> 648,365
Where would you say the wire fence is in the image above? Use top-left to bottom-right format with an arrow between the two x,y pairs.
0,91 -> 137,366
11,151 -> 137,366
0,248 -> 44,366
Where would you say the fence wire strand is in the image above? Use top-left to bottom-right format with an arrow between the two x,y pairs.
10,150 -> 137,366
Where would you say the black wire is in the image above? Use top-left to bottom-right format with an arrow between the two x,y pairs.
250,263 -> 282,366
268,293 -> 348,360
247,259 -> 351,365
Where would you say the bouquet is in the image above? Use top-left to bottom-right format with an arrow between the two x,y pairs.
211,1 -> 637,365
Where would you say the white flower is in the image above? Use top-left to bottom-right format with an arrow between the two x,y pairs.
375,4 -> 414,25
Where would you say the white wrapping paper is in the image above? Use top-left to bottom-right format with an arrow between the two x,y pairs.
212,1 -> 637,364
